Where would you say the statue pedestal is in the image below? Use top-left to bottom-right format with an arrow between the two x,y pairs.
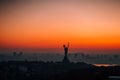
62,56 -> 70,63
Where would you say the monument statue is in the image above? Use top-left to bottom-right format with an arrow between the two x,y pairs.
62,42 -> 70,63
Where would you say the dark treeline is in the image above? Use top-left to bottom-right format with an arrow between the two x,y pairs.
0,61 -> 120,80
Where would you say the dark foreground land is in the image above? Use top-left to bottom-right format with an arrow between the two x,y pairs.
0,61 -> 120,80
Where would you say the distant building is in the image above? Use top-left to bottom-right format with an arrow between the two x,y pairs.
19,52 -> 23,56
13,52 -> 17,56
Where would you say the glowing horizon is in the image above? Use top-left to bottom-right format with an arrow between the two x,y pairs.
0,0 -> 120,52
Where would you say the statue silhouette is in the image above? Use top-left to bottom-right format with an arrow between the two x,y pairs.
62,42 -> 70,63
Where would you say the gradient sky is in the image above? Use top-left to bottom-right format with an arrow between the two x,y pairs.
0,0 -> 120,53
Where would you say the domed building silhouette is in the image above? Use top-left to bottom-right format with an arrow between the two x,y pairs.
62,43 -> 70,63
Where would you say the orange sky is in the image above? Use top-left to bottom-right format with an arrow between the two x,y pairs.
0,0 -> 120,52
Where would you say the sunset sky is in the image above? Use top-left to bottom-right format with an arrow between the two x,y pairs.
0,0 -> 120,53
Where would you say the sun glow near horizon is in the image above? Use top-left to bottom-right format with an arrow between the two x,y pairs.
0,1 -> 120,52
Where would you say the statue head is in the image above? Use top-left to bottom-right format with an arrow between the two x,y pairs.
63,44 -> 65,48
